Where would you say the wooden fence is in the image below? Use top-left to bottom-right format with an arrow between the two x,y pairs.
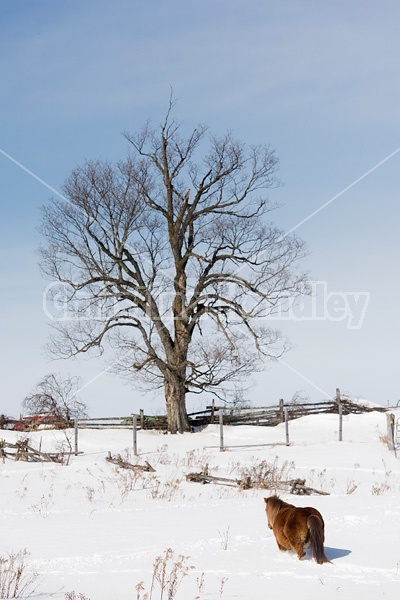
0,439 -> 65,463
74,396 -> 387,432
189,397 -> 386,428
1,392 -> 394,458
1,393 -> 389,436
77,411 -> 167,430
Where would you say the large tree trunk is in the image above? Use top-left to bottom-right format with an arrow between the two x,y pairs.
164,376 -> 191,434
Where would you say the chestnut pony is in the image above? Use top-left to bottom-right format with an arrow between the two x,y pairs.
264,495 -> 329,564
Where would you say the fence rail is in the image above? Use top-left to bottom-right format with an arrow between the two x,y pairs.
1,394 -> 389,435
73,397 -> 388,432
188,398 -> 387,428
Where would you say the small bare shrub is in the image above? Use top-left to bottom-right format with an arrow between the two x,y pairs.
136,548 -> 194,600
308,468 -> 335,494
183,449 -> 212,469
372,481 -> 391,495
155,445 -> 172,466
196,572 -> 205,597
114,468 -> 146,500
14,474 -> 29,500
29,492 -> 53,518
218,577 -> 228,598
227,459 -> 241,476
148,475 -> 183,502
0,549 -> 39,599
65,591 -> 91,599
55,432 -> 74,465
218,526 -> 230,551
372,463 -> 392,495
135,581 -> 148,600
101,465 -> 148,503
84,486 -> 96,503
135,551 -> 228,599
237,457 -> 294,490
346,482 -> 358,494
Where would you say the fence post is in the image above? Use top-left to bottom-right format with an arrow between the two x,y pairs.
219,410 -> 225,452
279,399 -> 284,423
139,409 -> 144,430
132,414 -> 138,456
74,417 -> 79,456
386,413 -> 395,452
336,388 -> 343,441
284,407 -> 290,446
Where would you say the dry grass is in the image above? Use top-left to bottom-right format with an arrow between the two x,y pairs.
0,549 -> 39,599
237,457 -> 295,490
148,474 -> 184,502
136,548 -> 194,600
135,549 -> 228,599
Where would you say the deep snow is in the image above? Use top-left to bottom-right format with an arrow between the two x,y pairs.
1,411 -> 399,599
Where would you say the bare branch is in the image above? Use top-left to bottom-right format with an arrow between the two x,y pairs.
23,374 -> 87,422
40,104 -> 308,432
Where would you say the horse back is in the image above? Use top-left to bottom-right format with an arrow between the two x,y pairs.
275,506 -> 324,539
275,506 -> 309,532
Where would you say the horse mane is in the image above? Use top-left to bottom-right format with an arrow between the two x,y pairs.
264,495 -> 286,526
265,494 -> 281,507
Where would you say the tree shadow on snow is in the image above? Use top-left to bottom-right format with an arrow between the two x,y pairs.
325,546 -> 352,560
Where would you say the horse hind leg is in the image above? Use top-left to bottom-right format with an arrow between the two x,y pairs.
292,540 -> 307,560
273,529 -> 290,552
288,525 -> 309,560
277,541 -> 289,552
280,532 -> 306,559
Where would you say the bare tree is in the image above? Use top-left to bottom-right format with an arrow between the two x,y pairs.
40,105 -> 308,433
23,374 -> 87,425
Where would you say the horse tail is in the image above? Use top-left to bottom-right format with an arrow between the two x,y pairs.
307,515 -> 330,564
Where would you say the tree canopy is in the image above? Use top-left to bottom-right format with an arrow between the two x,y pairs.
40,107 -> 308,432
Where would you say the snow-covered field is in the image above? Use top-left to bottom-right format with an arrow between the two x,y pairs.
1,411 -> 399,599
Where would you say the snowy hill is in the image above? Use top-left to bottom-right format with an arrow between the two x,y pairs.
0,411 -> 399,599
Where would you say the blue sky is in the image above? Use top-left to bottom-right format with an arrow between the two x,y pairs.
1,0 -> 399,417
